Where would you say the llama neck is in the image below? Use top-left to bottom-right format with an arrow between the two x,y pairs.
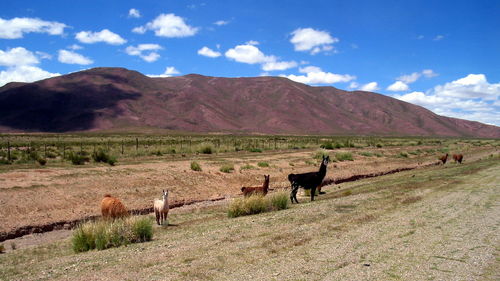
263,179 -> 269,191
318,162 -> 327,177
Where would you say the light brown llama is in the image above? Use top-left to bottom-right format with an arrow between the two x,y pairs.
154,190 -> 169,225
241,175 -> 270,196
101,194 -> 128,219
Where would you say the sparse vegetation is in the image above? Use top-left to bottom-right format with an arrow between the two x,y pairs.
257,161 -> 269,167
227,190 -> 289,218
335,152 -> 354,161
240,163 -> 256,171
219,163 -> 234,173
190,161 -> 202,171
71,216 -> 153,253
199,144 -> 214,154
313,149 -> 330,160
92,148 -> 116,166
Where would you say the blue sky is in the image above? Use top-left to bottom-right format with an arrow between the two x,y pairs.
1,0 -> 499,126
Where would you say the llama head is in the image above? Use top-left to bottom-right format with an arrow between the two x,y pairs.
322,155 -> 330,166
264,175 -> 270,181
162,189 -> 169,200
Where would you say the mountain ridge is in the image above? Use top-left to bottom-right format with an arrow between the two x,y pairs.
0,67 -> 498,137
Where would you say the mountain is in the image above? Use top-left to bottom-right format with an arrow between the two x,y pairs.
0,67 -> 498,137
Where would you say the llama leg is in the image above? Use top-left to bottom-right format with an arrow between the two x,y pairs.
155,211 -> 160,225
311,187 -> 316,201
291,184 -> 299,204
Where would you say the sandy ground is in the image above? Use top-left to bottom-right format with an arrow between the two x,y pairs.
0,145 -> 496,237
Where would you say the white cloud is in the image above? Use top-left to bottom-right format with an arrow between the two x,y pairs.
281,72 -> 355,85
35,51 -> 52,60
387,81 -> 409,92
197,46 -> 221,58
58,50 -> 93,65
68,44 -> 83,50
225,44 -> 275,64
262,61 -> 298,71
290,28 -> 338,54
125,44 -> 163,62
299,66 -> 322,73
148,66 -> 180,77
0,65 -> 60,86
0,47 -> 39,66
246,40 -> 259,45
75,29 -> 126,45
214,20 -> 229,26
393,74 -> 500,126
434,35 -> 444,41
128,8 -> 141,18
135,13 -> 198,38
422,69 -> 438,78
348,82 -> 359,89
0,17 -> 67,39
397,72 -> 421,84
359,82 -> 379,92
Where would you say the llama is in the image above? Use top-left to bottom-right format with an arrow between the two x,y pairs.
453,154 -> 463,164
288,155 -> 330,203
101,194 -> 128,219
241,175 -> 270,197
438,153 -> 448,165
154,190 -> 169,225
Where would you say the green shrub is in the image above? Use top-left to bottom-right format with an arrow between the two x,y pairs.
199,145 -> 213,154
228,191 -> 289,218
240,163 -> 256,171
72,217 -> 153,253
257,162 -> 269,167
92,149 -> 116,166
248,148 -> 262,153
0,157 -> 11,165
320,142 -> 334,150
45,151 -> 58,158
359,151 -> 373,157
376,143 -> 383,148
398,152 -> 409,158
335,152 -> 353,161
220,163 -> 234,173
68,152 -> 86,165
190,161 -> 202,171
313,149 -> 330,160
37,157 -> 47,166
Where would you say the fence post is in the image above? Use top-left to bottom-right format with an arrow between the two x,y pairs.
63,144 -> 65,161
121,140 -> 124,155
7,141 -> 11,162
136,138 -> 139,152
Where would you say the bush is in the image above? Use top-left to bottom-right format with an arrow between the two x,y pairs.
190,161 -> 202,171
45,151 -> 58,159
257,162 -> 269,167
335,152 -> 353,161
248,148 -> 262,153
92,149 -> 116,166
198,145 -> 213,154
68,152 -> 87,165
228,191 -> 289,218
398,152 -> 409,158
37,158 -> 47,166
359,151 -> 373,157
0,157 -> 11,165
72,217 -> 153,253
220,163 -> 234,173
320,142 -> 334,150
313,149 -> 330,160
240,163 -> 256,171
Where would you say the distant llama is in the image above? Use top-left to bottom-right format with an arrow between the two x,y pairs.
101,194 -> 128,219
288,155 -> 330,203
453,154 -> 463,164
241,175 -> 270,197
438,153 -> 448,165
154,190 -> 169,225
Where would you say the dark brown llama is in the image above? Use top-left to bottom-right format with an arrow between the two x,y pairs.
438,153 -> 448,164
452,154 -> 463,164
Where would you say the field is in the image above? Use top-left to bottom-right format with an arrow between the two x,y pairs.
0,134 -> 499,280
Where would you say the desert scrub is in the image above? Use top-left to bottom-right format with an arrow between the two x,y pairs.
240,163 -> 256,171
313,149 -> 330,160
219,163 -> 234,173
359,151 -> 374,157
227,191 -> 289,218
68,152 -> 87,165
198,144 -> 213,154
320,142 -> 334,150
248,147 -> 263,153
92,148 -> 117,165
257,161 -> 269,167
190,161 -> 202,171
398,152 -> 409,158
335,152 -> 353,161
72,216 -> 153,253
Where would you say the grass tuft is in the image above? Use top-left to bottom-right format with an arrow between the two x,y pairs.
71,216 -> 153,253
228,191 -> 289,218
335,152 -> 354,161
190,161 -> 202,171
219,163 -> 234,173
257,161 -> 269,167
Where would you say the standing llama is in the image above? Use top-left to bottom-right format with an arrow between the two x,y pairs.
438,153 -> 448,165
453,154 -> 463,164
288,155 -> 330,203
154,190 -> 169,225
241,175 -> 270,196
101,194 -> 128,219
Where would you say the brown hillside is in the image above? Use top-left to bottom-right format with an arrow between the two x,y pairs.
0,67 -> 498,137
